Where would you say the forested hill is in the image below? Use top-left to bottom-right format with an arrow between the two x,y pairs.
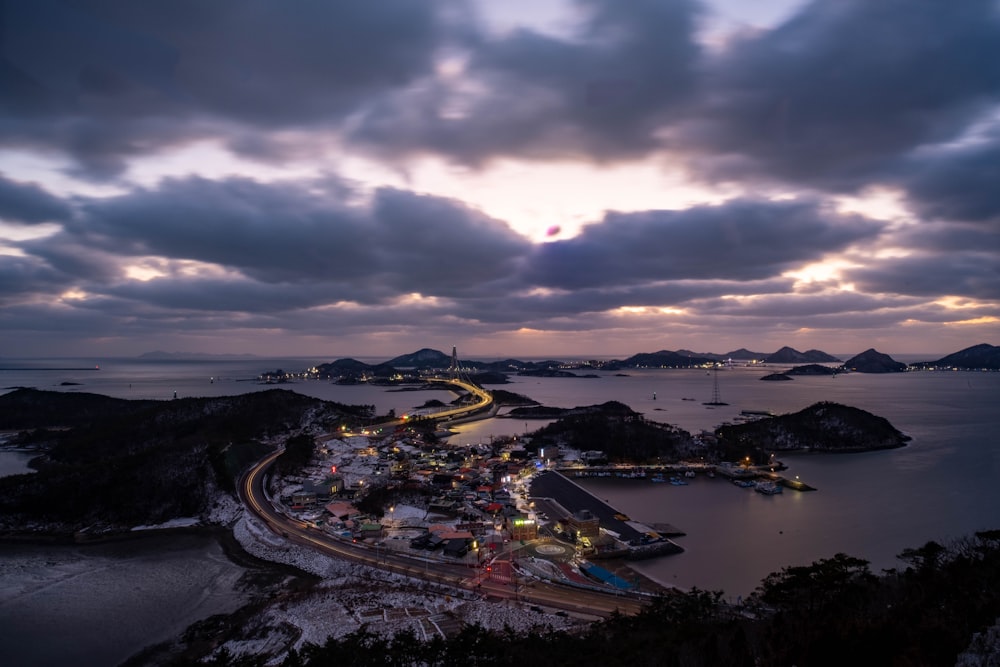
529,401 -> 695,462
716,401 -> 910,454
0,388 -> 159,429
0,389 -> 371,535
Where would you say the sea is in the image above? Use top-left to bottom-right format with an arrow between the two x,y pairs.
1,355 -> 999,659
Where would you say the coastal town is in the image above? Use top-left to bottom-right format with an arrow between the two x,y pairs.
259,392 -> 814,603
272,423 -> 677,594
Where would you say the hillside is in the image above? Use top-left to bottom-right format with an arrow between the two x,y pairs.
0,389 -> 371,534
913,343 -> 1000,371
842,348 -> 907,373
716,402 -> 909,454
528,401 -> 695,462
0,388 -> 159,429
764,346 -> 840,363
618,350 -> 716,368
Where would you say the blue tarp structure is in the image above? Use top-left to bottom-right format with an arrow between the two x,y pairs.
580,562 -> 635,589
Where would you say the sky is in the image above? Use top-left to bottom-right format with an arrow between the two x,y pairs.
1,0 -> 998,359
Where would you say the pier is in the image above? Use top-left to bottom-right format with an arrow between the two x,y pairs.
556,463 -> 816,491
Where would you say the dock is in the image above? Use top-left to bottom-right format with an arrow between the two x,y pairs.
699,463 -> 816,491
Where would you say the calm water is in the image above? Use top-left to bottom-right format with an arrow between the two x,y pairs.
0,356 -> 457,417
2,357 -> 999,608
0,450 -> 36,477
500,367 -> 1000,598
0,534 -> 249,666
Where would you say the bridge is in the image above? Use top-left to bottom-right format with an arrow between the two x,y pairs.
422,376 -> 494,423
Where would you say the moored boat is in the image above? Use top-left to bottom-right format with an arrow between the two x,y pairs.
754,480 -> 783,495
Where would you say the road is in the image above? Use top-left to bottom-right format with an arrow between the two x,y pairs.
238,450 -> 649,618
423,377 -> 494,422
360,377 -> 494,434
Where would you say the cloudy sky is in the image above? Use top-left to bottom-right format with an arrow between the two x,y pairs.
1,0 -> 998,359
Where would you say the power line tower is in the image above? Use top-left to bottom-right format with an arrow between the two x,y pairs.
703,366 -> 729,406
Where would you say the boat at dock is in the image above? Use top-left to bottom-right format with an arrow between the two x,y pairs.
754,481 -> 783,495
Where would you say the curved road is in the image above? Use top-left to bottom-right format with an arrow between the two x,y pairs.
361,377 -> 493,434
423,377 -> 494,422
239,450 -> 648,618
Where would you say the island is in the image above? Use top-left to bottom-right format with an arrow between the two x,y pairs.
715,401 -> 911,454
841,348 -> 908,373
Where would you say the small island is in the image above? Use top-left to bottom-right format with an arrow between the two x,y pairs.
841,349 -> 907,373
716,401 -> 910,453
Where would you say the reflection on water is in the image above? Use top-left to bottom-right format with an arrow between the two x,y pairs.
0,450 -> 37,478
0,533 -> 250,666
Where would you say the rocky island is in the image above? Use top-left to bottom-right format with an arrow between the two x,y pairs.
911,343 -> 1000,371
716,401 -> 910,454
841,348 -> 908,373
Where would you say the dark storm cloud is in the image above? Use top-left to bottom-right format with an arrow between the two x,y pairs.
0,0 -> 450,177
0,174 -> 71,223
898,138 -> 1000,225
351,0 -> 704,162
890,221 -> 1000,254
369,189 -> 529,294
5,0 -> 1000,195
0,255 -> 68,303
522,198 -> 882,289
72,176 -> 378,283
33,176 -> 529,304
847,254 -> 1000,300
454,278 -> 795,325
103,278 -> 340,313
691,291 -> 923,319
20,235 -> 120,283
690,0 -> 1000,187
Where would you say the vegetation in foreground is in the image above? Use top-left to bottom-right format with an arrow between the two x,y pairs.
172,531 -> 1000,667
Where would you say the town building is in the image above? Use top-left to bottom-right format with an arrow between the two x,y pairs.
508,514 -> 538,541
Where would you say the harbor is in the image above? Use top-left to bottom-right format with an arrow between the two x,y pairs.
529,470 -> 684,561
556,463 -> 816,491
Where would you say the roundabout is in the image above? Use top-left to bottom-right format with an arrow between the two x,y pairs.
520,539 -> 576,562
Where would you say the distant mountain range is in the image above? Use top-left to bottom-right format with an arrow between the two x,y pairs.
305,343 -> 997,378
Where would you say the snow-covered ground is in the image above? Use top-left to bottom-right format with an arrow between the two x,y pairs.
225,512 -> 584,664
